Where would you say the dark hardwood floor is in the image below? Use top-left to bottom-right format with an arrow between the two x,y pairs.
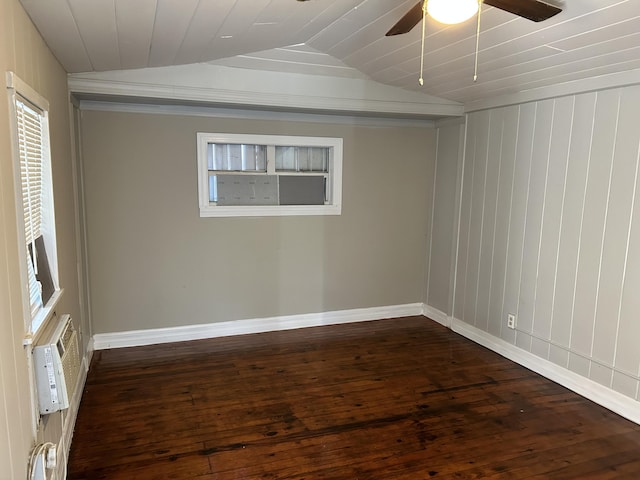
68,317 -> 640,479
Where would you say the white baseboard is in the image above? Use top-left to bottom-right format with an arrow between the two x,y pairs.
91,302 -> 640,425
421,304 -> 451,327
449,316 -> 640,425
86,336 -> 95,357
92,303 -> 424,350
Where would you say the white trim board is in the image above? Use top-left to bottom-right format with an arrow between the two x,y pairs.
78,100 -> 437,129
464,67 -> 640,113
92,303 -> 424,350
446,314 -> 640,426
68,64 -> 464,120
422,304 -> 451,328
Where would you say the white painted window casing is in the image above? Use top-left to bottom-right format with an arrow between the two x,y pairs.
7,72 -> 63,339
197,133 -> 343,217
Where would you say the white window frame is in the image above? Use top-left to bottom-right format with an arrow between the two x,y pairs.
197,133 -> 342,217
7,72 -> 63,341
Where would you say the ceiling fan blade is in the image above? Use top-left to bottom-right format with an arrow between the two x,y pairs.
385,0 -> 561,37
483,0 -> 561,22
386,1 -> 423,36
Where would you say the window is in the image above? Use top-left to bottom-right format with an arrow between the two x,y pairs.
197,133 -> 342,217
7,72 -> 61,337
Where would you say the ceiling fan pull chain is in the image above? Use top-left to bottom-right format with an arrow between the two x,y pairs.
419,0 -> 427,86
473,0 -> 483,82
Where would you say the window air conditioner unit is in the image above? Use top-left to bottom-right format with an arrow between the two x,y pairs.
33,314 -> 80,415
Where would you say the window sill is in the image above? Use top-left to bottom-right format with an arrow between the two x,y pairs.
199,204 -> 342,218
24,288 -> 64,346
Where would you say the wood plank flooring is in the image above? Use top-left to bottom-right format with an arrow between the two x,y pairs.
68,317 -> 640,479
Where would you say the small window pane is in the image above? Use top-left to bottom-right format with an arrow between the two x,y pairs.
26,248 -> 42,316
297,148 -> 310,172
275,146 -> 295,171
216,175 -> 278,206
310,148 -> 328,172
275,146 -> 329,172
279,176 -> 325,205
209,174 -> 217,202
34,236 -> 54,305
208,143 -> 266,172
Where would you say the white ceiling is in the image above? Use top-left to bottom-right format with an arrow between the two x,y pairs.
19,0 -> 640,104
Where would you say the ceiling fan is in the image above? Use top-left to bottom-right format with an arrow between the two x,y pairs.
386,0 -> 562,36
386,0 -> 562,85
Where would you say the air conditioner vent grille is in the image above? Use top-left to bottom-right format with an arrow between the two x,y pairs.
61,327 -> 80,402
33,314 -> 80,415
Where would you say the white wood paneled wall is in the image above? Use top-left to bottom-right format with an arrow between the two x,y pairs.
426,120 -> 464,315
453,84 -> 640,401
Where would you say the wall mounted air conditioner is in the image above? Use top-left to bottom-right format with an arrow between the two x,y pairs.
33,314 -> 80,415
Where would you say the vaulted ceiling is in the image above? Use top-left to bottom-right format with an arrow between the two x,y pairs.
19,0 -> 640,104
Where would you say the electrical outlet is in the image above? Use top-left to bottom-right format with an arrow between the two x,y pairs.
45,444 -> 57,469
507,313 -> 516,329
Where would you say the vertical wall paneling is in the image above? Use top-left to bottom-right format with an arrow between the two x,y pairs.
476,109 -> 503,333
423,124 -> 439,313
611,85 -> 640,397
550,93 -> 595,352
518,99 -> 554,340
0,92 -> 19,469
592,85 -> 640,376
454,115 -> 476,322
531,96 -> 573,347
501,103 -> 535,345
463,110 -> 490,327
427,120 -> 463,314
570,89 -> 620,360
0,205 -> 16,480
450,125 -> 466,318
446,82 -> 640,403
488,105 -> 519,339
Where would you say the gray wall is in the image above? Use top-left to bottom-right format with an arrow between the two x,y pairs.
80,110 -> 436,334
431,84 -> 640,402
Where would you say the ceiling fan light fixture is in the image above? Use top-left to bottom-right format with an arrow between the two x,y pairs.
426,0 -> 479,25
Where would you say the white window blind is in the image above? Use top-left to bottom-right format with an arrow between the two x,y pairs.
8,72 -> 61,337
16,97 -> 44,318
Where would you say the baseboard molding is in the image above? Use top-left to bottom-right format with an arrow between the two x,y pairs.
421,304 -> 451,327
86,335 -> 95,357
92,303 -> 424,350
91,303 -> 640,425
450,316 -> 640,425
